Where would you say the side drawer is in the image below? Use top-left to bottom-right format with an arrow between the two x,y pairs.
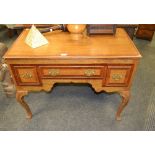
105,65 -> 133,87
11,65 -> 41,86
39,66 -> 105,79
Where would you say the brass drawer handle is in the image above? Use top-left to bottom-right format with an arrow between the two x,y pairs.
84,69 -> 95,77
21,73 -> 32,79
48,69 -> 59,76
112,74 -> 123,81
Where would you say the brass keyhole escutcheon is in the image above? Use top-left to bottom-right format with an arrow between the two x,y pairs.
21,73 -> 32,79
84,69 -> 95,77
112,74 -> 123,81
48,69 -> 59,76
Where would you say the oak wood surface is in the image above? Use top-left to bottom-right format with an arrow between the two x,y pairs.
116,90 -> 130,120
3,28 -> 142,120
16,91 -> 32,119
4,28 -> 141,59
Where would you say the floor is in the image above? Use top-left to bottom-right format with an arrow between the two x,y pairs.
0,27 -> 155,130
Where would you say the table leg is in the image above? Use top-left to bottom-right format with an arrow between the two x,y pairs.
116,90 -> 130,121
16,91 -> 32,119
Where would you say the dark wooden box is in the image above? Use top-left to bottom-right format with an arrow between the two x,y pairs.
87,24 -> 116,35
136,24 -> 155,41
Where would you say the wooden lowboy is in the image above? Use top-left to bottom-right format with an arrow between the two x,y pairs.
3,28 -> 141,120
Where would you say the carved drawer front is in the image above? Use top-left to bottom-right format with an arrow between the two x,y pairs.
39,66 -> 104,78
105,65 -> 133,86
12,66 -> 41,86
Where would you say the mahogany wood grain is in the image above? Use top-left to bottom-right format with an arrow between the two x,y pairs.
136,24 -> 155,41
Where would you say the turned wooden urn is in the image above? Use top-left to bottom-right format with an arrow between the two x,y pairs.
67,24 -> 86,34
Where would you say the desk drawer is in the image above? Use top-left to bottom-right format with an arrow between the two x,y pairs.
12,66 -> 41,86
39,66 -> 104,78
105,65 -> 133,86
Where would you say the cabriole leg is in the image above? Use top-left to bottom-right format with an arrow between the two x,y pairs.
16,91 -> 32,119
116,90 -> 130,121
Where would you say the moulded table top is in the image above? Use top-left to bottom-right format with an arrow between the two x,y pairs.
4,28 -> 142,59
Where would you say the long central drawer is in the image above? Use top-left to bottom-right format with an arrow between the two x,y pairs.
39,66 -> 105,78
